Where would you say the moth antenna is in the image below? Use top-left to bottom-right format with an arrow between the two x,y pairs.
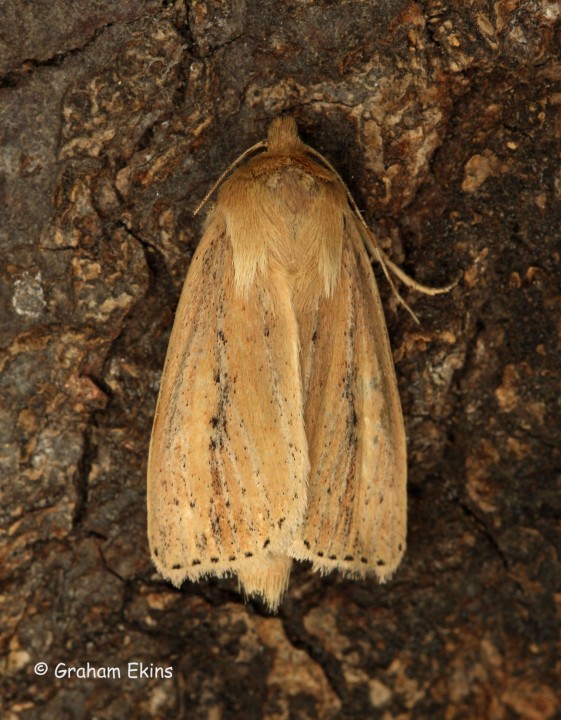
358,223 -> 421,324
375,249 -> 459,296
193,140 -> 268,216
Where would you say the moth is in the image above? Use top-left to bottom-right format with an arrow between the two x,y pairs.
147,116 -> 448,610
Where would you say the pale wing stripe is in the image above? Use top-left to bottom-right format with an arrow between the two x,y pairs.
354,312 -> 388,553
351,222 -> 406,572
165,238 -> 222,441
234,295 -> 294,539
204,288 -> 278,558
202,279 -> 238,558
316,252 -> 358,548
297,258 -> 358,558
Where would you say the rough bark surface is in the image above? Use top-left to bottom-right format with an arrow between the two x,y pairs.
1,2 -> 560,718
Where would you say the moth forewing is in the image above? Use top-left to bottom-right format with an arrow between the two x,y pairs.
147,116 -> 408,611
147,179 -> 310,610
288,208 -> 406,580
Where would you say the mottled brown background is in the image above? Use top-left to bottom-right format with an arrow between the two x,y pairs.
1,1 -> 560,718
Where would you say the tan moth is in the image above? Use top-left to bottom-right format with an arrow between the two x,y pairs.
147,116 -> 449,610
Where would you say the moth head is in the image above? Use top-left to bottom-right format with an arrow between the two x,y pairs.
267,116 -> 303,155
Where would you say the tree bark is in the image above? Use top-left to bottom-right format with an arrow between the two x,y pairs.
1,1 -> 560,718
